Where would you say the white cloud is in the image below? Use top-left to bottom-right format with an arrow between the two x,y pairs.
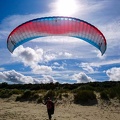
0,70 -> 58,84
52,62 -> 65,70
53,62 -> 60,66
92,50 -> 106,59
14,46 -> 43,63
52,65 -> 64,70
0,70 -> 40,84
41,75 -> 57,83
90,59 -> 120,68
101,18 -> 120,40
72,72 -> 95,83
106,67 -> 120,81
58,52 -> 72,58
32,65 -> 52,74
12,46 -> 52,74
44,53 -> 56,62
98,17 -> 120,57
64,52 -> 72,58
80,63 -> 94,73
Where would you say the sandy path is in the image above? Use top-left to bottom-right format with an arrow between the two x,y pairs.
0,98 -> 120,120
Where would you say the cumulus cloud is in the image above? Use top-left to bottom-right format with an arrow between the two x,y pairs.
106,67 -> 120,81
0,70 -> 58,84
41,75 -> 57,83
72,72 -> 94,83
44,53 -> 56,62
12,46 -> 52,74
0,70 -> 40,84
12,46 -> 74,73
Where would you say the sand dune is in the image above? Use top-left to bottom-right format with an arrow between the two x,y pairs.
0,96 -> 120,120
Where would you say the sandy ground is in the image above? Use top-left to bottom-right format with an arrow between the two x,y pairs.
0,97 -> 120,120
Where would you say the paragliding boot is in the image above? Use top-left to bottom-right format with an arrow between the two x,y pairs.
48,109 -> 52,120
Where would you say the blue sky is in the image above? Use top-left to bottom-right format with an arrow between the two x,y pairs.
0,0 -> 120,84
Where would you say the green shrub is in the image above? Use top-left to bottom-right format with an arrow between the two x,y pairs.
44,90 -> 56,100
0,89 -> 12,98
29,94 -> 39,101
11,89 -> 22,94
15,90 -> 31,101
74,90 -> 97,105
22,90 -> 32,99
100,91 -> 109,100
108,90 -> 116,99
37,97 -> 43,103
78,85 -> 94,91
56,89 -> 69,94
15,90 -> 39,102
72,85 -> 94,93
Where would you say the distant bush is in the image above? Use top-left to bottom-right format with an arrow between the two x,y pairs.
29,94 -> 39,101
44,90 -> 56,100
78,85 -> 94,91
16,90 -> 39,102
74,90 -> 97,105
100,91 -> 109,100
111,86 -> 120,101
37,96 -> 43,104
108,90 -> 116,99
56,89 -> 69,94
22,90 -> 32,99
0,89 -> 12,98
11,89 -> 23,95
72,85 -> 94,93
16,90 -> 31,101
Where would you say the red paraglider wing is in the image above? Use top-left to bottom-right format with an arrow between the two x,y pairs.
7,16 -> 107,55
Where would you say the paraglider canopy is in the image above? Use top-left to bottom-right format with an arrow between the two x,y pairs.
7,16 -> 107,55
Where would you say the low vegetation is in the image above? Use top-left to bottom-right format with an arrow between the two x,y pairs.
0,81 -> 120,105
74,90 -> 97,105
